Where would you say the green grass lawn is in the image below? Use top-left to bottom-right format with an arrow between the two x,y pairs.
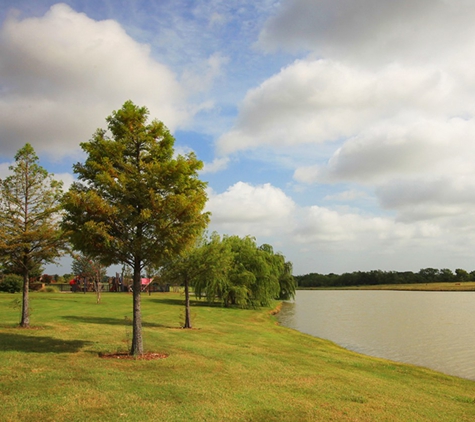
1,292 -> 475,421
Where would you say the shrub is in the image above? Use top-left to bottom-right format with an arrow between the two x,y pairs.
0,274 -> 23,293
30,282 -> 44,291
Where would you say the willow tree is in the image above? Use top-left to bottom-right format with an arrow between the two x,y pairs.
161,233 -> 232,328
62,101 -> 209,355
190,235 -> 295,308
0,144 -> 66,327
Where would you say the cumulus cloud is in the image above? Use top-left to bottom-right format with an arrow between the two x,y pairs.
53,172 -> 75,192
205,180 -> 440,247
0,3 -> 188,159
201,156 -> 230,174
323,189 -> 369,202
218,57 -> 475,155
295,117 -> 475,185
204,180 -> 470,273
292,205 -> 426,244
258,0 -> 475,67
206,181 -> 296,236
216,0 -> 475,238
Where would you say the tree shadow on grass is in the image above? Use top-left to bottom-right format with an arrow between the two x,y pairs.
61,315 -> 170,328
0,333 -> 92,353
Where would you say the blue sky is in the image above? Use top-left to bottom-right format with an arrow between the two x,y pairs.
2,0 -> 475,276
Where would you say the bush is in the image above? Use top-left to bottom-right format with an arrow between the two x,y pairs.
30,282 -> 44,291
0,274 -> 23,293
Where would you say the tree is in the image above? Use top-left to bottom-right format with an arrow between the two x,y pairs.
276,257 -> 296,300
188,235 -> 295,308
0,144 -> 66,327
456,268 -> 470,281
71,253 -> 107,303
438,268 -> 454,282
419,268 -> 439,282
221,236 -> 282,307
161,232 -> 232,328
62,101 -> 209,355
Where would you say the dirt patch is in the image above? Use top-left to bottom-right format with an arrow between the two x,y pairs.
99,352 -> 168,360
269,302 -> 283,315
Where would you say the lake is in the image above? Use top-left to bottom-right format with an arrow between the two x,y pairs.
278,290 -> 475,381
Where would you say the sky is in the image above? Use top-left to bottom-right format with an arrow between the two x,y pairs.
2,0 -> 475,276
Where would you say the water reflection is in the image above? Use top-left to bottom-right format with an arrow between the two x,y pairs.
278,290 -> 475,380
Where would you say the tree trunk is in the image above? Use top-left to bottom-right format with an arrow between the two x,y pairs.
130,260 -> 143,355
184,277 -> 191,329
20,269 -> 29,327
95,278 -> 101,304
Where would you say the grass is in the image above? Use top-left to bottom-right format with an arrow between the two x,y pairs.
1,292 -> 475,421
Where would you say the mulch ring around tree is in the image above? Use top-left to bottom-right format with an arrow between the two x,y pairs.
99,352 -> 168,360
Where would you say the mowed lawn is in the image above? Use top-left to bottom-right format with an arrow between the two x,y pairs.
1,292 -> 475,421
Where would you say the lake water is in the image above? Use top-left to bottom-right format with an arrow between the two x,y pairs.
278,290 -> 475,381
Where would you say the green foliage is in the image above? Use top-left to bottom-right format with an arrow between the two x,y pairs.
0,274 -> 22,293
220,236 -> 295,307
296,267 -> 475,288
0,144 -> 66,273
62,101 -> 209,271
62,101 -> 209,353
71,253 -> 107,303
161,232 -> 233,326
455,268 -> 470,281
0,143 -> 66,326
164,233 -> 295,309
71,254 -> 106,281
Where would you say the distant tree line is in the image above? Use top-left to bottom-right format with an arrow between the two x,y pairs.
295,268 -> 474,288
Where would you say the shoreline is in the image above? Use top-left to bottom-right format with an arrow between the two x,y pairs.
297,281 -> 475,292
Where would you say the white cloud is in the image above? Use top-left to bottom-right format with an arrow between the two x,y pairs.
0,3 -> 188,159
181,52 -> 229,94
201,156 -> 230,174
204,180 -> 475,274
258,0 -> 475,67
295,117 -> 475,185
218,58 -> 475,155
0,162 -> 12,179
53,172 -> 75,192
215,0 -> 475,250
323,189 -> 369,202
206,181 -> 296,236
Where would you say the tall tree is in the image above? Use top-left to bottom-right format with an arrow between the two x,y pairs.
0,144 -> 66,327
62,101 -> 209,355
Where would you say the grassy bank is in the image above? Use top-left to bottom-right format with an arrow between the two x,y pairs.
1,292 -> 475,421
302,282 -> 475,291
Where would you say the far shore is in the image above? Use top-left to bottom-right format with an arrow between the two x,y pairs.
298,281 -> 475,291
